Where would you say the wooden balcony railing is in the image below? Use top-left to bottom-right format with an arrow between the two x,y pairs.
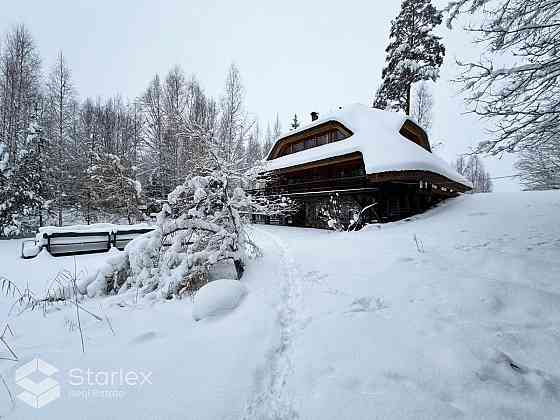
246,175 -> 370,196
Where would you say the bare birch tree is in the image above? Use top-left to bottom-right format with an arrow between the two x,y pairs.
446,0 -> 559,154
411,82 -> 434,132
455,155 -> 493,192
515,138 -> 560,190
0,24 -> 41,166
216,64 -> 252,171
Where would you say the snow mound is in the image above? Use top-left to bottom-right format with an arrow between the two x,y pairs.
21,242 -> 41,259
193,279 -> 247,321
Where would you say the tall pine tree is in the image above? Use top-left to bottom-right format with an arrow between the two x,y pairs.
373,0 -> 445,115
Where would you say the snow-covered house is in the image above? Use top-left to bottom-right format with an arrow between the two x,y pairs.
253,103 -> 471,228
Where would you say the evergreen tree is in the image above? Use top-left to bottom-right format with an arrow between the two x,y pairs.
0,120 -> 47,235
373,0 -> 445,114
86,152 -> 142,223
291,114 -> 300,130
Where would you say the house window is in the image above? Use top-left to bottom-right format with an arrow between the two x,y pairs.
293,141 -> 304,152
273,124 -> 351,158
330,130 -> 345,142
316,133 -> 329,146
305,137 -> 317,148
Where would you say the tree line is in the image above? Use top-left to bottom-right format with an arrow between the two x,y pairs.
0,24 -> 284,236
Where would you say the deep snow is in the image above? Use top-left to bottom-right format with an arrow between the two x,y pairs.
0,191 -> 559,419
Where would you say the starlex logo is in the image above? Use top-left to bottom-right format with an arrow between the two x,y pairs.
15,358 -> 60,408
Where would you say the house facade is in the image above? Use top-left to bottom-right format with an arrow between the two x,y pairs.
250,104 -> 471,228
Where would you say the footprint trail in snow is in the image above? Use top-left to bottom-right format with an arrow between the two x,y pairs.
243,228 -> 304,420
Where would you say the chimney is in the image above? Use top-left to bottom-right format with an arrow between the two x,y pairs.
311,111 -> 319,121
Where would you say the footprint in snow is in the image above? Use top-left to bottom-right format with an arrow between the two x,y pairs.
477,351 -> 560,401
468,211 -> 489,217
348,297 -> 388,313
304,270 -> 328,284
130,331 -> 160,345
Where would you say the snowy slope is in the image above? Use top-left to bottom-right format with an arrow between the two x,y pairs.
264,103 -> 470,186
0,191 -> 559,419
255,191 -> 560,420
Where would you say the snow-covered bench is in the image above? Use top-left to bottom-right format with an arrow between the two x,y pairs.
45,231 -> 112,257
21,223 -> 156,258
113,227 -> 155,250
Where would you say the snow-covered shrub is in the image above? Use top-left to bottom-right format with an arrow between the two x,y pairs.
82,166 -> 279,300
320,194 -> 361,231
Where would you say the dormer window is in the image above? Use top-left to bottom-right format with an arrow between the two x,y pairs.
399,120 -> 431,152
268,121 -> 353,160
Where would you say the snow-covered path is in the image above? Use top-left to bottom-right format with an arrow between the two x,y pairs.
243,227 -> 304,420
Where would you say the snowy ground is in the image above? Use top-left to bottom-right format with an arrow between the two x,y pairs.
1,191 -> 560,419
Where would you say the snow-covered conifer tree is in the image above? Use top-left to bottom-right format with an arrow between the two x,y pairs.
85,152 -> 142,223
373,0 -> 445,114
0,120 -> 47,235
291,114 -> 300,130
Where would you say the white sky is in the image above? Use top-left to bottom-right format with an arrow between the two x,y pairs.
1,0 -> 520,191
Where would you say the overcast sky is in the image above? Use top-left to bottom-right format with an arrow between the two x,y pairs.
1,0 -> 520,191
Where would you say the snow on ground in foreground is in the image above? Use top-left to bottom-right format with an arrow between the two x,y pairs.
1,191 -> 560,419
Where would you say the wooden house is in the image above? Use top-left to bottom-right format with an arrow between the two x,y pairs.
250,104 -> 471,228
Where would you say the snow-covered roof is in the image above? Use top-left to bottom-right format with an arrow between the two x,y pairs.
264,103 -> 470,187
